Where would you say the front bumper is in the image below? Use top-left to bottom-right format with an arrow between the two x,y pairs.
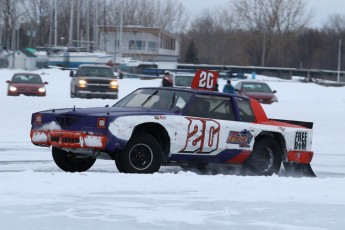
77,90 -> 118,99
30,130 -> 107,149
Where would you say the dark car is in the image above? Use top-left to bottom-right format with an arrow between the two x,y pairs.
234,81 -> 278,104
6,73 -> 48,96
70,64 -> 118,99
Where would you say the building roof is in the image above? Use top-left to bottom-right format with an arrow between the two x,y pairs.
20,49 -> 37,58
99,25 -> 179,40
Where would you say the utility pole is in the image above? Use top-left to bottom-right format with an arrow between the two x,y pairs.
69,0 -> 74,47
87,0 -> 90,52
337,39 -> 342,82
54,0 -> 57,47
261,30 -> 266,67
77,0 -> 80,51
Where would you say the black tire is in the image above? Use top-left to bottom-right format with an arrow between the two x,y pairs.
52,147 -> 96,172
121,133 -> 162,173
244,137 -> 282,176
75,87 -> 80,98
70,88 -> 75,98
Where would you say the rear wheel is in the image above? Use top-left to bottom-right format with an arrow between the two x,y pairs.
52,147 -> 96,172
244,137 -> 282,176
121,133 -> 162,173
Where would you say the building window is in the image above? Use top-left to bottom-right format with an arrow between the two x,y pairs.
148,41 -> 157,50
129,40 -> 145,50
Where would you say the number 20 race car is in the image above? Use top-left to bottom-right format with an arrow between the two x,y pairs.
30,70 -> 316,177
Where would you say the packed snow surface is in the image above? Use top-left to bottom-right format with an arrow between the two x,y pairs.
1,68 -> 345,230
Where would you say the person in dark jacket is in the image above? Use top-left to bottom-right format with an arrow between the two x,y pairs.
162,72 -> 173,87
213,81 -> 219,91
223,80 -> 235,94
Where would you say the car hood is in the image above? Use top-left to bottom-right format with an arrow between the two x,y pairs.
10,83 -> 44,88
242,91 -> 275,99
38,106 -> 175,117
78,76 -> 116,81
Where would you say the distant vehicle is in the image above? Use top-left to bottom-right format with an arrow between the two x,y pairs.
160,72 -> 195,88
70,64 -> 118,99
234,81 -> 278,104
6,73 -> 48,96
173,72 -> 195,87
219,71 -> 247,79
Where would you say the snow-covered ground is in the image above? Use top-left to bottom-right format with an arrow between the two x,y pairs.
1,68 -> 345,230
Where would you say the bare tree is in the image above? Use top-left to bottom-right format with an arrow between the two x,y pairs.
233,0 -> 311,66
323,14 -> 345,34
107,0 -> 188,33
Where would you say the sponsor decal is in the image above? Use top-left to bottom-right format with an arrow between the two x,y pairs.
226,129 -> 253,148
154,115 -> 166,120
294,131 -> 307,150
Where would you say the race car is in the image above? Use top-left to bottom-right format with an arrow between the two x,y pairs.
30,70 -> 316,177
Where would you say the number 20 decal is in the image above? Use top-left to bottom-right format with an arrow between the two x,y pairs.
199,71 -> 215,90
180,117 -> 220,154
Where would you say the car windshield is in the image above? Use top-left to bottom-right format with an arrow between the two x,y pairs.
114,88 -> 193,112
174,74 -> 194,87
78,67 -> 115,78
12,74 -> 43,84
242,83 -> 272,93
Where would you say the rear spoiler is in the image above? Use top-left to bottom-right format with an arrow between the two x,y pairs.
270,119 -> 313,129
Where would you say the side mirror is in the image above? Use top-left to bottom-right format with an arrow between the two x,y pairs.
70,71 -> 74,77
44,81 -> 48,85
272,90 -> 277,93
6,80 -> 10,83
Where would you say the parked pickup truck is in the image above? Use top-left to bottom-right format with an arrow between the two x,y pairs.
70,64 -> 118,99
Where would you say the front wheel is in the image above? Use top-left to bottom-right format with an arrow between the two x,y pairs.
121,133 -> 162,173
52,147 -> 96,172
244,137 -> 282,176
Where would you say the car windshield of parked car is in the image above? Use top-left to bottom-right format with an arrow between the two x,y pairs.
12,74 -> 42,84
78,67 -> 115,78
242,83 -> 272,93
174,74 -> 194,87
114,88 -> 193,112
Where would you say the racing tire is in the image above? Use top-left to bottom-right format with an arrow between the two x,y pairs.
52,147 -> 96,172
244,137 -> 282,176
121,133 -> 162,174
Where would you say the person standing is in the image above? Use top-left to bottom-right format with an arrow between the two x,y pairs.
213,81 -> 219,91
162,72 -> 173,87
223,80 -> 235,94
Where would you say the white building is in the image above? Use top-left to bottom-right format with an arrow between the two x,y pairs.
99,26 -> 180,63
7,49 -> 37,70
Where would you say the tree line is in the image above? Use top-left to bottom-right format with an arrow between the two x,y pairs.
1,0 -> 345,71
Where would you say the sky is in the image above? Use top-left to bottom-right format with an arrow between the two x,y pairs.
178,0 -> 345,28
1,67 -> 345,229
